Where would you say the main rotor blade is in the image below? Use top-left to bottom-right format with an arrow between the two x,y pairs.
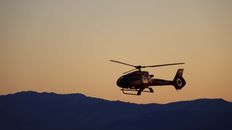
123,68 -> 137,74
109,60 -> 136,68
144,62 -> 185,68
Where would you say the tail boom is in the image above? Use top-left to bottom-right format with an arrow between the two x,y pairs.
149,69 -> 186,90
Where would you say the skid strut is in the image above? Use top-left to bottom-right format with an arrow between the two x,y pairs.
121,88 -> 154,95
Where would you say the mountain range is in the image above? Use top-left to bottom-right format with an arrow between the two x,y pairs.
0,91 -> 231,130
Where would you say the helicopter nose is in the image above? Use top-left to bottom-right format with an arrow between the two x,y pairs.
117,76 -> 127,88
117,77 -> 123,87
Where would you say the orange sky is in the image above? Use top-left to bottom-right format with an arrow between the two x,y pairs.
1,0 -> 232,103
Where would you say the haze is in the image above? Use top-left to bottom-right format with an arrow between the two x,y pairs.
1,0 -> 232,103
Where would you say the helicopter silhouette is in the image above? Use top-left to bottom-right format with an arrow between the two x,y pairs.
110,60 -> 186,95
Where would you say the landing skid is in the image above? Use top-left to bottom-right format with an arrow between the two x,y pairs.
121,88 -> 154,95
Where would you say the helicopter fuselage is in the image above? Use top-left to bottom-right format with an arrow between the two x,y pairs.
117,71 -> 172,88
117,69 -> 185,90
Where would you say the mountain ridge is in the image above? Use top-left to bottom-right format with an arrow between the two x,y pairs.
1,90 -> 230,105
0,91 -> 231,130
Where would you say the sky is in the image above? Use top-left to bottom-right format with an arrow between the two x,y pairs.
0,0 -> 232,103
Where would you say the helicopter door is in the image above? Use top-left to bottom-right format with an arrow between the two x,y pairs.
142,75 -> 149,84
141,72 -> 150,84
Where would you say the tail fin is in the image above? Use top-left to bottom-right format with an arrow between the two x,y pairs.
173,69 -> 186,90
174,69 -> 184,78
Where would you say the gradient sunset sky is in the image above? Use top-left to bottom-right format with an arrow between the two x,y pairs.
1,0 -> 232,103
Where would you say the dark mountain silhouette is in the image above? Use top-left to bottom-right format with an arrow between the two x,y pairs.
0,91 -> 231,130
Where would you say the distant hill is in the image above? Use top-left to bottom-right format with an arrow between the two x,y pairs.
0,91 -> 231,130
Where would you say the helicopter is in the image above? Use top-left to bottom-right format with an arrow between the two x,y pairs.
110,60 -> 186,95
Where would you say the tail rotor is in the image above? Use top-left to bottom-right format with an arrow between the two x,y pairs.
173,69 -> 186,90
